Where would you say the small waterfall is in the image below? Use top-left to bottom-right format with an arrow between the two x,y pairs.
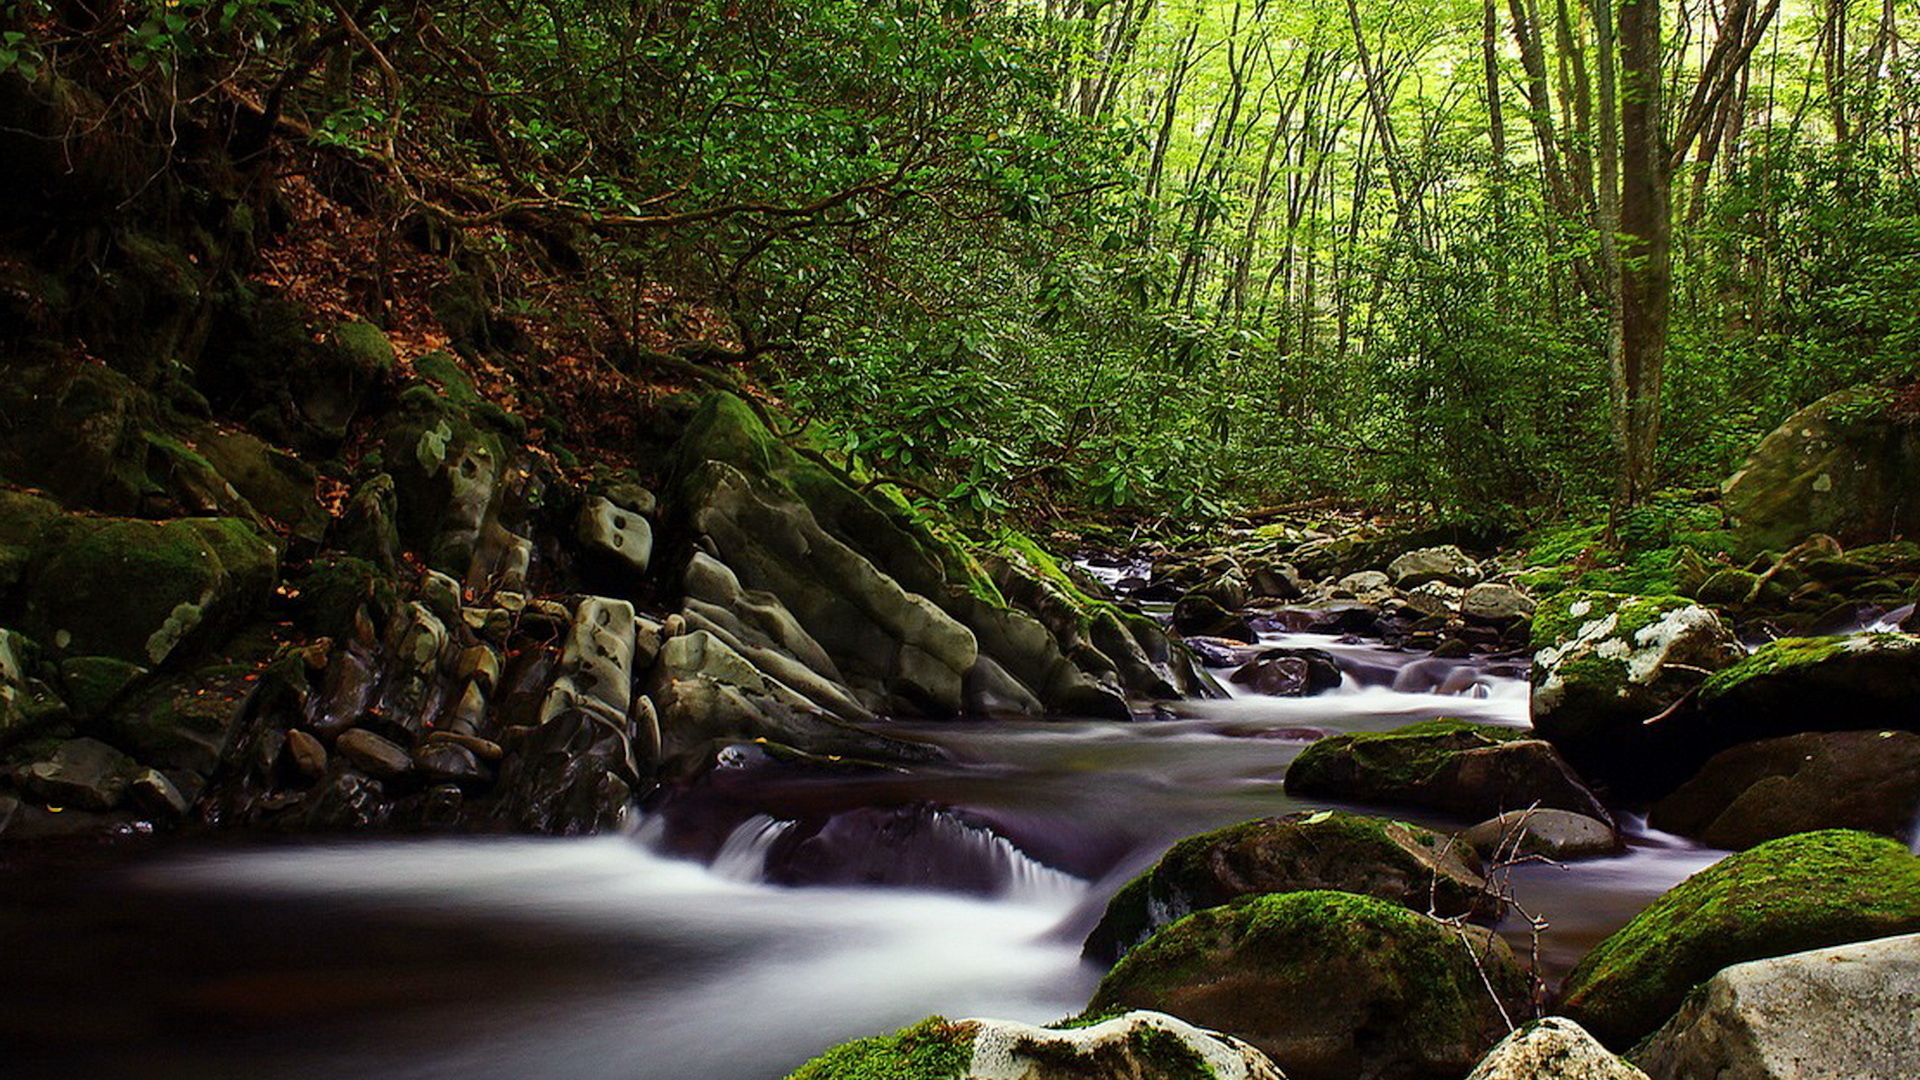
711,814 -> 797,883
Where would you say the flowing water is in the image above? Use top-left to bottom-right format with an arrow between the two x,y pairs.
0,631 -> 1726,1080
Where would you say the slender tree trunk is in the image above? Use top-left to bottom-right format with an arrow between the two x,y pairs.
1616,0 -> 1669,509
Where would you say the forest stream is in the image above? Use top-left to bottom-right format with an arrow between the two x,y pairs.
0,629 -> 1723,1080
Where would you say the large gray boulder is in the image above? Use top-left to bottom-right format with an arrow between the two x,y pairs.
1390,545 -> 1483,588
1636,932 -> 1920,1080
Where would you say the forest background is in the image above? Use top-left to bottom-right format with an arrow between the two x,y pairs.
5,0 -> 1916,530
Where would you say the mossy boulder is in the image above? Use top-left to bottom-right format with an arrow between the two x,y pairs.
0,489 -> 62,600
1694,632 -> 1920,741
0,361 -> 148,510
1284,719 -> 1609,822
23,514 -> 278,667
1084,810 -> 1498,964
1528,591 -> 1744,793
1723,385 -> 1920,550
786,1011 -> 1286,1080
192,428 -> 327,544
1559,830 -> 1920,1048
1088,890 -> 1529,1080
1650,730 -> 1920,849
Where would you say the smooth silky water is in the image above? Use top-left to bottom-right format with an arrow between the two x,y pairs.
0,632 -> 1725,1080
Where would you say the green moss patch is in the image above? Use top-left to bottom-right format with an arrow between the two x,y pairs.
1560,829 -> 1920,1048
785,1016 -> 976,1080
1089,889 -> 1525,1076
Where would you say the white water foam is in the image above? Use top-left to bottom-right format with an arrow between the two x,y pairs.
709,814 -> 797,882
140,835 -> 1096,1080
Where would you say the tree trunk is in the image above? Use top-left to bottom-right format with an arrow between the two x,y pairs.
1615,0 -> 1669,510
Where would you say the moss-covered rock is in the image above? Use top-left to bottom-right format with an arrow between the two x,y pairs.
377,383 -> 507,575
1528,591 -> 1744,793
1284,719 -> 1608,822
1723,384 -> 1920,550
1559,830 -> 1920,1048
1084,810 -> 1497,964
1649,730 -> 1920,849
0,489 -> 62,600
193,428 -> 327,543
22,514 -> 278,667
0,361 -> 148,510
1695,632 -> 1920,739
1088,890 -> 1529,1080
786,1016 -> 979,1080
665,393 -> 1200,724
786,1011 -> 1288,1080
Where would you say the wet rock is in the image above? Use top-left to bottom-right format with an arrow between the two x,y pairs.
285,728 -> 328,779
1084,810 -> 1498,964
1180,636 -> 1261,668
1634,932 -> 1920,1080
1561,830 -> 1920,1048
1089,890 -> 1528,1080
335,728 -> 413,781
1529,591 -> 1744,794
1172,594 -> 1255,642
1462,583 -> 1535,624
1390,545 -> 1482,589
1468,1018 -> 1647,1080
1228,649 -> 1341,697
292,767 -> 387,829
648,629 -> 907,767
128,767 -> 189,817
1649,730 -> 1920,849
488,709 -> 634,834
1723,384 -> 1920,550
17,737 -> 139,810
1286,719 -> 1610,822
1459,808 -> 1621,861
412,741 -> 486,787
1189,569 -> 1250,611
577,494 -> 653,578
